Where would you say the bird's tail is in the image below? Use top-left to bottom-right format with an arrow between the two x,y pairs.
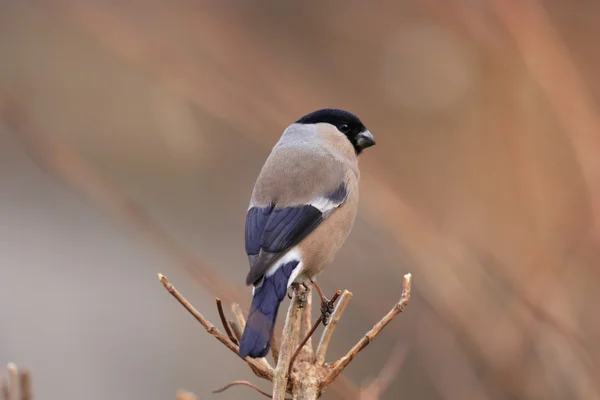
239,260 -> 299,358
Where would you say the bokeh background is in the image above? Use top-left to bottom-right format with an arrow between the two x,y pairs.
1,1 -> 599,399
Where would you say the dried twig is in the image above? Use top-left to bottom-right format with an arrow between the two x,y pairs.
213,380 -> 290,399
0,365 -> 32,400
289,290 -> 342,376
272,288 -> 304,400
230,303 -> 247,330
229,319 -> 243,343
324,273 -> 412,387
229,302 -> 273,371
302,286 -> 313,352
7,364 -> 17,400
316,290 -> 353,365
0,379 -> 8,400
232,302 -> 281,366
158,273 -> 274,380
216,298 -> 238,345
17,370 -> 31,400
270,332 -> 281,367
159,265 -> 411,398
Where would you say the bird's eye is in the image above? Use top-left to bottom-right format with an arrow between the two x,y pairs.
339,124 -> 350,133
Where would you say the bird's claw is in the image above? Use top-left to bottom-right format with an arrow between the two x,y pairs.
290,283 -> 309,308
320,299 -> 335,325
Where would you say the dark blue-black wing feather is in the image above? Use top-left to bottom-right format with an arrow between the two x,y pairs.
244,182 -> 347,286
244,204 -> 323,285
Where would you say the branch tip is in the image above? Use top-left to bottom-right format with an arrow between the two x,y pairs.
323,273 -> 412,388
216,298 -> 238,345
213,380 -> 276,399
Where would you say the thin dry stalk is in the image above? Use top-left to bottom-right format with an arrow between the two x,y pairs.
213,380 -> 291,399
272,290 -> 304,400
289,291 -> 342,376
216,298 -> 238,345
17,370 -> 31,400
156,253 -> 412,398
229,302 -> 272,371
229,320 -> 243,342
158,273 -> 274,380
230,303 -> 247,329
7,364 -> 17,400
302,286 -> 313,352
315,290 -> 353,365
324,273 -> 412,387
1,378 -> 8,400
270,333 -> 281,367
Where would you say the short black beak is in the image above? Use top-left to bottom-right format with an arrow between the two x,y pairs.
356,130 -> 376,149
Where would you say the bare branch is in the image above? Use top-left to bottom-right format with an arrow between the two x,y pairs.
0,378 -> 8,400
229,302 -> 274,372
7,364 -> 17,400
324,273 -> 412,387
229,320 -> 243,342
18,370 -> 31,400
158,273 -> 274,380
230,303 -> 247,330
213,380 -> 289,399
270,332 -> 281,367
232,302 -> 281,366
290,291 -> 342,376
302,286 -> 313,353
273,290 -> 304,399
315,290 -> 353,365
216,298 -> 238,345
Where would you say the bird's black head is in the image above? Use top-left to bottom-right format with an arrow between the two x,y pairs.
296,108 -> 376,155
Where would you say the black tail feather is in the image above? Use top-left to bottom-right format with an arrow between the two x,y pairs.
239,261 -> 299,358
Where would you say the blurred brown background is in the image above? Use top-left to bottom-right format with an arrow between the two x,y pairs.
1,1 -> 599,399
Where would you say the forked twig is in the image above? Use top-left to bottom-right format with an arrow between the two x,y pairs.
0,364 -> 32,400
289,290 -> 342,376
159,269 -> 411,398
213,380 -> 291,399
316,290 -> 353,365
216,298 -> 238,345
158,273 -> 274,380
324,273 -> 412,387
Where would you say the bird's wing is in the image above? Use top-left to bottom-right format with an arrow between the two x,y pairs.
244,149 -> 348,286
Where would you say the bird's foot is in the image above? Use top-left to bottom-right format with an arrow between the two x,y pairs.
320,298 -> 335,325
309,278 -> 334,325
290,282 -> 309,308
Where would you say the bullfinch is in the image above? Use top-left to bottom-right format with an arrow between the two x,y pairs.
238,108 -> 376,358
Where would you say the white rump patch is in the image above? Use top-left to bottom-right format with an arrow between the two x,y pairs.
261,246 -> 304,289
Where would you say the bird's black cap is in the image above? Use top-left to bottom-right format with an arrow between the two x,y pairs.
296,108 -> 375,154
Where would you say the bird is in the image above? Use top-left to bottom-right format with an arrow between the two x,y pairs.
238,108 -> 376,359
